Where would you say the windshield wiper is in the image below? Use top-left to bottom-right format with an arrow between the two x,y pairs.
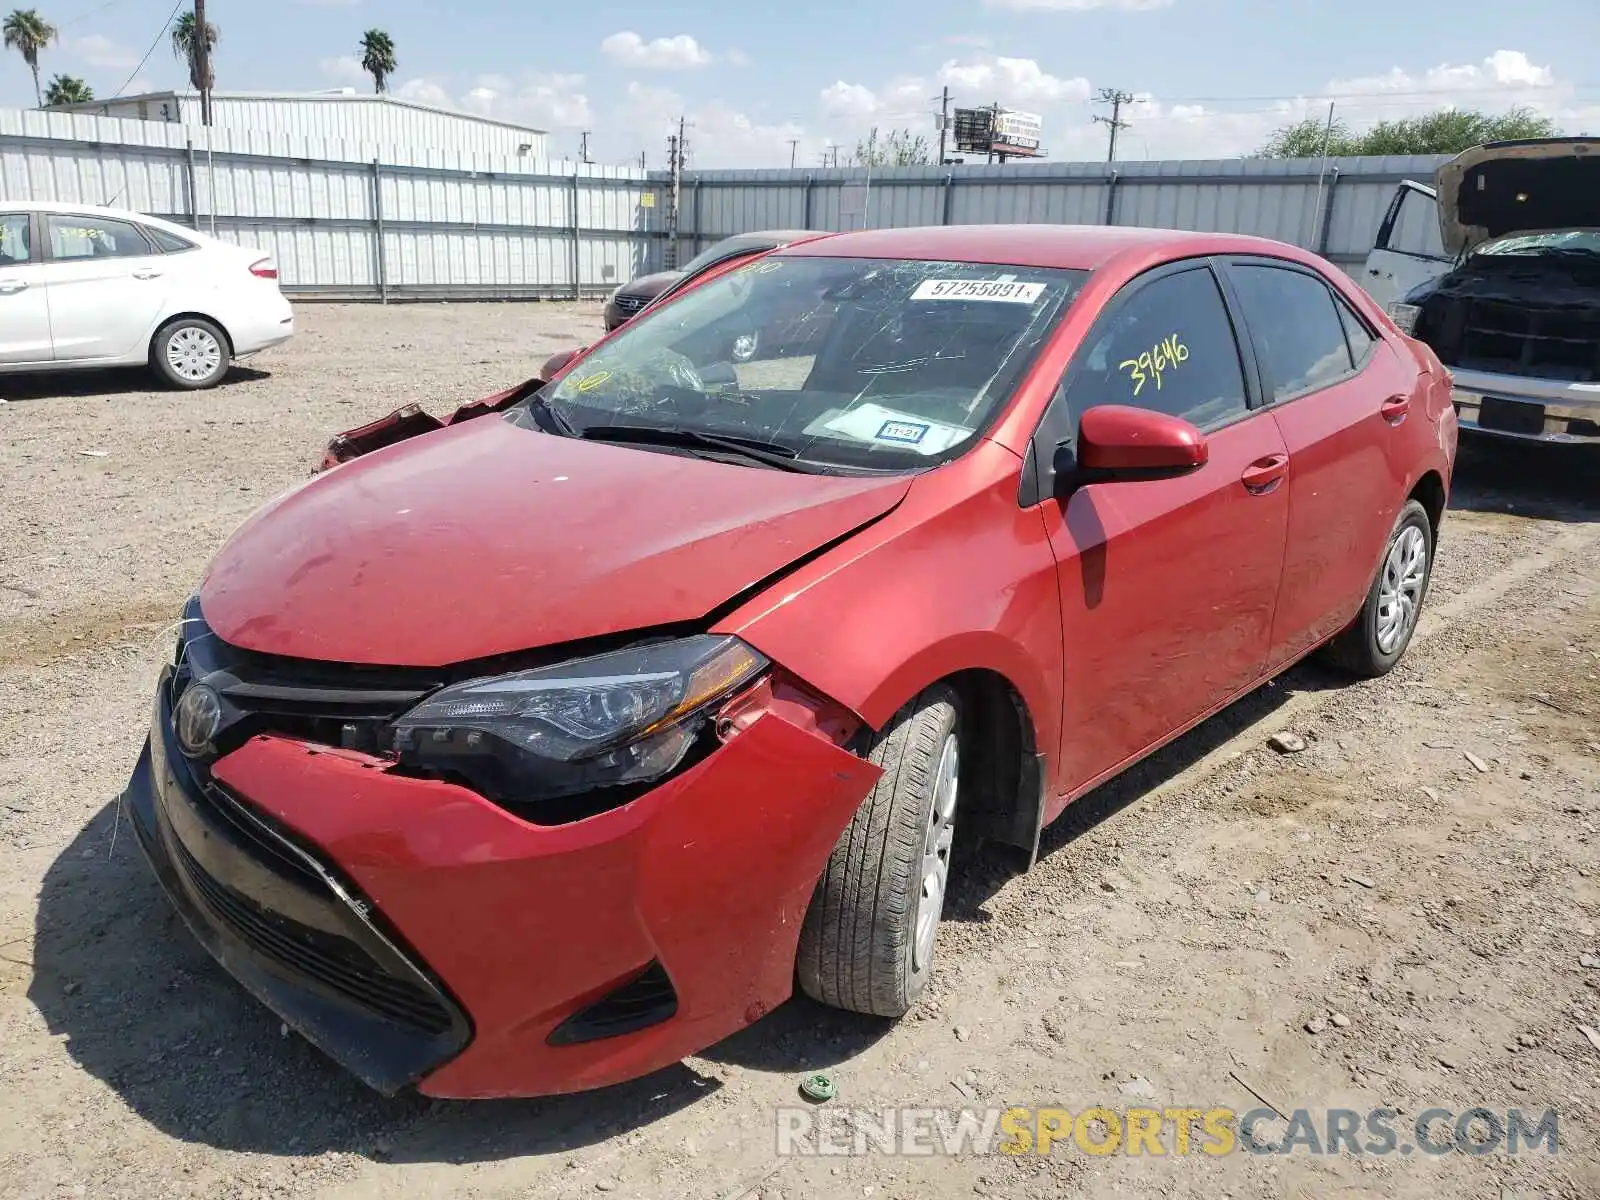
579,423 -> 814,471
527,392 -> 578,436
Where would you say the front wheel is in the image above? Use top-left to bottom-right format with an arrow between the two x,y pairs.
797,685 -> 960,1018
151,317 -> 230,390
1320,498 -> 1434,677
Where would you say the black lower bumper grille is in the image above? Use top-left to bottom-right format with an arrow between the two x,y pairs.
168,829 -> 453,1036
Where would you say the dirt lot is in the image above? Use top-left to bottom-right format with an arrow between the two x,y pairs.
1,304 -> 1597,1200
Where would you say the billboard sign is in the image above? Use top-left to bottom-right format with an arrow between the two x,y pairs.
951,106 -> 1045,159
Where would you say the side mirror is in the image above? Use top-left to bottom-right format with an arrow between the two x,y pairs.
1060,404 -> 1208,486
538,346 -> 586,383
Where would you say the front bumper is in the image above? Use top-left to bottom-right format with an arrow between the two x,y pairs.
124,670 -> 879,1098
1450,367 -> 1600,444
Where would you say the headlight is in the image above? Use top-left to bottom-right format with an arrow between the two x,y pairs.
392,635 -> 768,805
1387,302 -> 1422,335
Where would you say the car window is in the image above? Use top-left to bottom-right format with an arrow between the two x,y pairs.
46,214 -> 152,261
0,213 -> 29,266
143,224 -> 197,253
1336,294 -> 1377,367
1227,264 -> 1354,401
1064,266 -> 1248,430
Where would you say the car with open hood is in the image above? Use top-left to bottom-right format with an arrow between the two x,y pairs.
1363,138 -> 1600,445
122,223 -> 1456,1099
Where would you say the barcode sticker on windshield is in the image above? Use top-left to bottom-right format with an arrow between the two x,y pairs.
911,279 -> 1046,304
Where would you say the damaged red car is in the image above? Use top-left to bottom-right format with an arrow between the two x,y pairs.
123,224 -> 1457,1099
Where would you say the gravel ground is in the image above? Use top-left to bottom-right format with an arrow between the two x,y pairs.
0,304 -> 1597,1200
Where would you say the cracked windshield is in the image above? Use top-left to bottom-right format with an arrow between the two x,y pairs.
536,256 -> 1088,470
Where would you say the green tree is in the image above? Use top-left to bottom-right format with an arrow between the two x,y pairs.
170,11 -> 218,93
3,8 -> 58,108
360,28 -> 396,95
853,126 -> 932,168
1257,105 -> 1560,158
43,71 -> 89,105
1257,115 -> 1361,159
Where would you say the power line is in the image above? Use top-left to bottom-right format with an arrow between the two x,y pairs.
112,0 -> 186,99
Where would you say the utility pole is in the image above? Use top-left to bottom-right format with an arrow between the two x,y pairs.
787,138 -> 799,169
934,86 -> 950,165
193,0 -> 213,127
1092,88 -> 1135,163
579,131 -> 591,164
665,117 -> 689,269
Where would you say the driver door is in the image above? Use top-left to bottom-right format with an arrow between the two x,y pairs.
1028,260 -> 1290,796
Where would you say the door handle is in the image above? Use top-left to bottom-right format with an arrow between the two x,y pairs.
1380,394 -> 1411,425
132,268 -> 164,280
1241,453 -> 1289,495
0,280 -> 27,294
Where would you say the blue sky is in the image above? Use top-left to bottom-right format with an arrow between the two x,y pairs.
4,0 -> 1597,166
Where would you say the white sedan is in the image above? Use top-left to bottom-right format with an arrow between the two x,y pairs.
0,201 -> 294,390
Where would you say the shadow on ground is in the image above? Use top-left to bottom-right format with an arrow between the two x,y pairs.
1449,438 -> 1599,523
0,365 -> 269,402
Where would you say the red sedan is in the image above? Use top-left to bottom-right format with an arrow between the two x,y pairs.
123,224 -> 1457,1099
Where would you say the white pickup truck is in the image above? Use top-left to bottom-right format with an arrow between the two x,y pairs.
1361,138 -> 1600,445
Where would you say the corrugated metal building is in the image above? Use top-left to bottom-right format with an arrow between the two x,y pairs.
51,90 -> 549,162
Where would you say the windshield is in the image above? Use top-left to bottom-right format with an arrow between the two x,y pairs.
534,255 -> 1088,471
1474,230 -> 1600,257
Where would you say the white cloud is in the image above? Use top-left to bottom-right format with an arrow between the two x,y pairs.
983,0 -> 1173,9
393,73 -> 592,131
600,32 -> 713,71
938,57 -> 1092,106
820,81 -> 880,120
319,55 -> 369,88
70,34 -> 138,70
726,48 -> 751,68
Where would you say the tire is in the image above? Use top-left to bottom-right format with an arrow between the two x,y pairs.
1320,499 -> 1434,678
797,685 -> 960,1017
150,317 -> 231,390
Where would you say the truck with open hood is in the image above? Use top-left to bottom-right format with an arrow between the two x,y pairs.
1362,138 -> 1600,445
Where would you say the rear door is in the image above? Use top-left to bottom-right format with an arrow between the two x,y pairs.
41,212 -> 172,361
0,211 -> 52,364
1362,181 -> 1453,308
1219,256 -> 1417,667
1029,260 -> 1290,795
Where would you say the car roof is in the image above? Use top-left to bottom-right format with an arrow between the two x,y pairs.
1,200 -> 202,237
776,223 -> 1315,272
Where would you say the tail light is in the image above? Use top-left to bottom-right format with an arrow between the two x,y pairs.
249,257 -> 279,280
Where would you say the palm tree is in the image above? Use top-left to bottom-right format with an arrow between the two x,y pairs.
43,72 -> 89,105
170,10 -> 218,122
3,8 -> 58,108
359,29 -> 396,95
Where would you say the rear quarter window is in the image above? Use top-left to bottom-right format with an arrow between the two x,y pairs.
144,225 -> 197,253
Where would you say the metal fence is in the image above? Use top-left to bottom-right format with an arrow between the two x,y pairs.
3,106 -> 1451,300
0,108 -> 654,300
668,156 -> 1452,279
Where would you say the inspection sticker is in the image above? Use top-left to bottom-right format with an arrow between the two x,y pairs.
875,419 -> 929,444
911,279 -> 1046,304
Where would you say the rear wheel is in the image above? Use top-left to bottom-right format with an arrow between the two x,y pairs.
797,685 -> 960,1017
151,317 -> 230,390
1320,499 -> 1434,677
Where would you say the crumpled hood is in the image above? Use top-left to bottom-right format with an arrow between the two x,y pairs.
200,416 -> 910,666
1437,137 -> 1600,254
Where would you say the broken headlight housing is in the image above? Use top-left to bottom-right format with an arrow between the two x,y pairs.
391,635 -> 767,804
